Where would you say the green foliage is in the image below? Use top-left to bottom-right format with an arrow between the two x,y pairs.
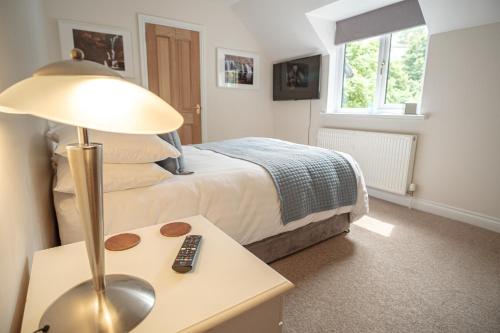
342,39 -> 379,108
386,27 -> 428,104
342,26 -> 428,108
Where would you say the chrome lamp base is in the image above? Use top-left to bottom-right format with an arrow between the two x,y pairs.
39,128 -> 155,332
39,274 -> 155,333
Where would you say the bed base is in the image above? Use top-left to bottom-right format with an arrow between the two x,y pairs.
245,213 -> 350,263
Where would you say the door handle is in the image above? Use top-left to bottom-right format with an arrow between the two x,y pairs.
191,104 -> 201,115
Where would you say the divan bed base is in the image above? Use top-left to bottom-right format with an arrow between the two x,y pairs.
245,213 -> 350,263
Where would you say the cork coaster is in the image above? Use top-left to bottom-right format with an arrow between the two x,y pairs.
105,233 -> 141,251
160,222 -> 191,237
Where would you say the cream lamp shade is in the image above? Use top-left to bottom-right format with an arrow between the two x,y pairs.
0,51 -> 183,134
0,50 -> 184,332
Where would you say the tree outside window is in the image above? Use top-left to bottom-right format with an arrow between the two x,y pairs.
338,25 -> 428,113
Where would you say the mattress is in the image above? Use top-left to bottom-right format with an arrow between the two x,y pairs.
54,146 -> 368,245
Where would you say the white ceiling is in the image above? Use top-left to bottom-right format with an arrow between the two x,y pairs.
232,0 -> 336,61
307,0 -> 402,21
230,0 -> 500,61
210,0 -> 242,6
419,0 -> 500,34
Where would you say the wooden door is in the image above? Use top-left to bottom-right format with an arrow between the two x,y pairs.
146,24 -> 201,144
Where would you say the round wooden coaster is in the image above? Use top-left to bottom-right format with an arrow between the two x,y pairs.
160,222 -> 191,237
105,233 -> 141,251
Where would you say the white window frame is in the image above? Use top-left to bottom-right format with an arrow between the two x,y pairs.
333,31 -> 423,115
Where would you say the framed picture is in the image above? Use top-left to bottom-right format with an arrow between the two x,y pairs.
58,20 -> 134,77
217,48 -> 259,89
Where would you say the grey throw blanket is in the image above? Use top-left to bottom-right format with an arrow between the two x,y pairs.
194,137 -> 357,224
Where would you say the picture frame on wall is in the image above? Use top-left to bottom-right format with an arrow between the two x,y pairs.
217,48 -> 259,89
58,20 -> 134,77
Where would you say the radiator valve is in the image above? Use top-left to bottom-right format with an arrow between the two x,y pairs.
408,183 -> 417,194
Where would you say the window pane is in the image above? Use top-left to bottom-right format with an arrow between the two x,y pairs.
385,26 -> 428,104
342,37 -> 380,108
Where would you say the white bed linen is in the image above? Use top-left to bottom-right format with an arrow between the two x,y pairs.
54,146 -> 369,245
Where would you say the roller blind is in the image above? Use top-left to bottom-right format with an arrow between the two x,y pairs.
334,0 -> 425,45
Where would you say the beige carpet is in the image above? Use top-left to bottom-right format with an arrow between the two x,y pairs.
271,198 -> 500,333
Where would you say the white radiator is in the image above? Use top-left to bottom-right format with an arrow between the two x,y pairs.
317,128 -> 417,195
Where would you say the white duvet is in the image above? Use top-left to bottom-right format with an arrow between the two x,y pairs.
54,146 -> 369,245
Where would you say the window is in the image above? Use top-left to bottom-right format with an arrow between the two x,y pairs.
334,25 -> 428,114
341,36 -> 380,109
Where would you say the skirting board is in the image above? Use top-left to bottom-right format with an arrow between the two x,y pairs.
368,187 -> 500,233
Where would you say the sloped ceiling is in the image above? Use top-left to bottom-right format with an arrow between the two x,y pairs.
231,0 -> 500,61
419,0 -> 500,35
231,0 -> 337,61
210,0 -> 241,6
307,0 -> 401,21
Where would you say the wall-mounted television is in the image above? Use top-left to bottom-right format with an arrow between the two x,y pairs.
273,55 -> 321,101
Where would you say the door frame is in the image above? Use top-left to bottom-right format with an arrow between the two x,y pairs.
138,14 -> 208,142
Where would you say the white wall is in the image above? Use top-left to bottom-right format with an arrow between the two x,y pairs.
419,0 -> 500,34
41,0 -> 275,142
0,1 -> 57,332
230,0 -> 500,228
272,14 -> 336,146
298,23 -> 500,221
272,53 -> 329,145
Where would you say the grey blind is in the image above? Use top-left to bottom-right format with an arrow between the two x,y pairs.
334,0 -> 425,45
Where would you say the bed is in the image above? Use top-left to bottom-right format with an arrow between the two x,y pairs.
54,144 -> 368,262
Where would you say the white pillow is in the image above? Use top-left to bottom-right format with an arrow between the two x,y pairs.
49,125 -> 180,163
54,157 -> 173,193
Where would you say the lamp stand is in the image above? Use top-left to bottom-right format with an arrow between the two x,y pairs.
39,127 -> 155,332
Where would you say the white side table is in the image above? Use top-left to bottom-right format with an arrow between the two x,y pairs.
21,215 -> 294,332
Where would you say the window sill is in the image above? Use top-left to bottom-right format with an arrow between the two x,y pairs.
321,112 -> 426,120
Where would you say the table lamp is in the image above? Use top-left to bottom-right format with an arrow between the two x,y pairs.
0,49 -> 183,332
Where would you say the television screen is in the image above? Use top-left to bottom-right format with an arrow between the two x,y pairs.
273,55 -> 321,101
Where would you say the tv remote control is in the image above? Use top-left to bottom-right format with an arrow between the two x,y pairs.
172,235 -> 202,273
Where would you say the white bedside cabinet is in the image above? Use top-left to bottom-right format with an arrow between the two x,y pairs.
21,215 -> 294,333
